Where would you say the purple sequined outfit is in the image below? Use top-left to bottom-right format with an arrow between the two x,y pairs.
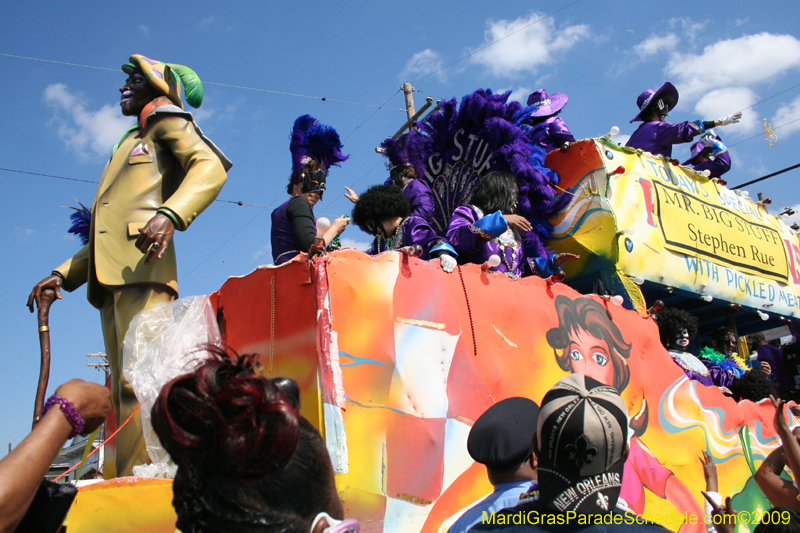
446,205 -> 557,279
382,178 -> 435,221
692,150 -> 731,179
526,117 -> 576,154
368,216 -> 450,259
668,349 -> 736,388
626,120 -> 703,158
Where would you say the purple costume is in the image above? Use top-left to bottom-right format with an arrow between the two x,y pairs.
626,120 -> 704,158
383,177 -> 435,221
446,205 -> 557,279
668,349 -> 736,388
271,196 -> 315,266
757,344 -> 791,393
368,216 -> 453,260
692,151 -> 731,179
526,117 -> 576,154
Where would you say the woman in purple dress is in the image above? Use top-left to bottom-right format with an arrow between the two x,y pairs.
656,308 -> 735,391
513,89 -> 576,154
351,184 -> 457,272
446,171 -> 577,279
626,82 -> 742,158
271,115 -> 350,265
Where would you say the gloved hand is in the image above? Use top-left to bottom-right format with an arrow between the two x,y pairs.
439,253 -> 457,273
701,135 -> 717,148
717,112 -> 742,126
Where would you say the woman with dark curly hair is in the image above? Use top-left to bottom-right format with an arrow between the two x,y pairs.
546,295 -> 703,525
446,171 -> 577,279
151,346 -> 352,533
656,308 -> 736,390
351,184 -> 458,272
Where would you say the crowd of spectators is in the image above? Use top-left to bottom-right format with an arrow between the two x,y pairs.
6,342 -> 799,532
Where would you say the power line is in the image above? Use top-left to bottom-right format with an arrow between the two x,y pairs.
0,167 -> 99,184
731,163 -> 800,190
0,52 -> 405,111
0,167 -> 278,208
729,117 -> 800,147
739,82 -> 800,113
410,0 -> 584,84
238,161 -> 384,274
343,90 -> 403,140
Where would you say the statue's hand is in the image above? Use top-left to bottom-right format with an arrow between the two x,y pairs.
136,213 -> 175,266
27,275 -> 63,313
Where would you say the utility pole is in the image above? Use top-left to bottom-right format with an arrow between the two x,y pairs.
402,82 -> 416,121
87,352 -> 110,381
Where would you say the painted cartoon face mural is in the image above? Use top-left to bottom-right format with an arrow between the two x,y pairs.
199,253 -> 789,533
546,295 -> 703,526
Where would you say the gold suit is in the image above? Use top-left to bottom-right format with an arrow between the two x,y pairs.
54,106 -> 229,477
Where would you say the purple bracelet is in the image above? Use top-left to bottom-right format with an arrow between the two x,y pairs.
43,395 -> 85,438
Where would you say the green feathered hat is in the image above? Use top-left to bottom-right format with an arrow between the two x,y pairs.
121,54 -> 204,109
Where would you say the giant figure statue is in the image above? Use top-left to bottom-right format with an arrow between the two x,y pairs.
27,54 -> 231,477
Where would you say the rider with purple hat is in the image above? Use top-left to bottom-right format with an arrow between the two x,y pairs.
514,89 -> 576,153
682,131 -> 731,179
626,81 -> 742,158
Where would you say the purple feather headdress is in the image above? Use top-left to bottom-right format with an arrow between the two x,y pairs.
416,88 -> 570,258
67,202 -> 92,246
290,115 -> 349,178
380,130 -> 432,180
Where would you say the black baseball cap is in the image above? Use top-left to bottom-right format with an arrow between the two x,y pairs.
536,374 -> 630,514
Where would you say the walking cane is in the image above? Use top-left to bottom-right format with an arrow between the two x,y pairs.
32,287 -> 56,428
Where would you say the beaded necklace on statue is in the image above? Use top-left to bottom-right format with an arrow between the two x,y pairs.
667,349 -> 710,377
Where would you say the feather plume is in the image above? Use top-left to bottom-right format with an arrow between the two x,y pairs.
168,63 -> 204,109
418,88 -> 569,258
289,115 -> 349,178
380,130 -> 431,180
67,202 -> 92,245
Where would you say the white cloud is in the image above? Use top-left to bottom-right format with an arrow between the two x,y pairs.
498,86 -> 532,104
470,13 -> 590,77
139,25 -> 149,36
14,227 -> 34,241
44,83 -> 133,160
772,95 -> 800,138
633,33 -> 678,58
199,16 -> 215,27
666,33 -> 800,100
667,17 -> 708,38
339,237 -> 371,252
402,49 -> 445,82
694,87 -> 759,133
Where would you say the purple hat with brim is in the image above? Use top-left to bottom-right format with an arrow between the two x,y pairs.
682,133 -> 721,166
630,82 -> 679,123
527,89 -> 569,117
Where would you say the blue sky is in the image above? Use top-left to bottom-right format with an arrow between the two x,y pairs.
2,1 -> 800,451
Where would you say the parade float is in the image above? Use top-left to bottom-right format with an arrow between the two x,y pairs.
60,89 -> 799,532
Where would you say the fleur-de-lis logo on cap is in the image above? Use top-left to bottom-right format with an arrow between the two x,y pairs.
564,435 -> 597,469
596,492 -> 609,511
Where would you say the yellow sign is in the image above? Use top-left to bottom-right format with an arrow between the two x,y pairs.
653,181 -> 788,283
